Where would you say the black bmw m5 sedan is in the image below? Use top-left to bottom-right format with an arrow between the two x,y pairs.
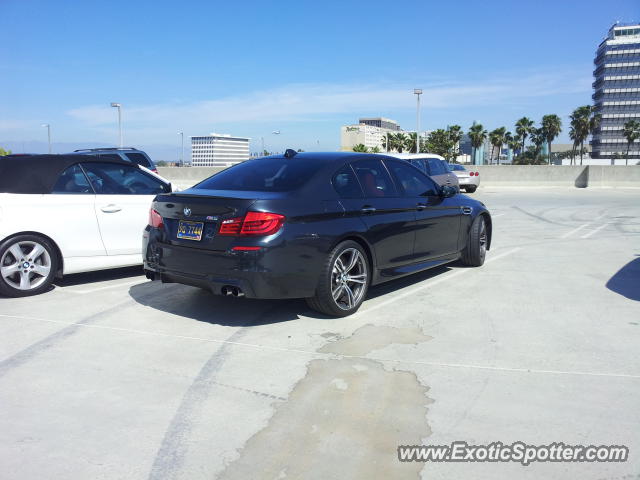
143,151 -> 491,317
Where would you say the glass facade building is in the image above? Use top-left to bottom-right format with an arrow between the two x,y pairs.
592,23 -> 640,159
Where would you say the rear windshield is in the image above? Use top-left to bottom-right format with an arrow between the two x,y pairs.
449,164 -> 467,171
195,158 -> 326,192
125,152 -> 153,168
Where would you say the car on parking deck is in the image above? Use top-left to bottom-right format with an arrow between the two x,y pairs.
448,163 -> 480,193
68,147 -> 158,172
0,154 -> 172,297
143,150 -> 492,317
382,153 -> 459,190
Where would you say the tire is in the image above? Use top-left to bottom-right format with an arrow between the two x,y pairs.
306,240 -> 370,317
466,185 -> 477,193
0,234 -> 58,297
460,216 -> 487,267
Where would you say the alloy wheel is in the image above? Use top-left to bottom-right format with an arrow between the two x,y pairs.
1,240 -> 52,291
331,248 -> 368,311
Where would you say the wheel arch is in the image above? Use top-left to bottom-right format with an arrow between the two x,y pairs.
1,231 -> 64,277
329,235 -> 376,271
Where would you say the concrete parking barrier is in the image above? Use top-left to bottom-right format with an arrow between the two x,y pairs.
158,165 -> 640,190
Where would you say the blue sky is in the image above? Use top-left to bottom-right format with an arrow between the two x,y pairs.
1,0 -> 638,159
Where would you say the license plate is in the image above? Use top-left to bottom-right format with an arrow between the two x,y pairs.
177,220 -> 204,241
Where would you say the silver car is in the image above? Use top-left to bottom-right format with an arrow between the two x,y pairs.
382,153 -> 459,189
447,164 -> 480,193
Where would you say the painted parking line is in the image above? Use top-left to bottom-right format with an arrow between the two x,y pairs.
356,247 -> 522,317
581,223 -> 610,239
55,277 -> 148,295
2,311 -> 639,379
560,223 -> 592,239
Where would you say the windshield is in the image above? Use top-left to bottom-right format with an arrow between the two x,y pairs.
449,164 -> 467,171
194,157 -> 326,192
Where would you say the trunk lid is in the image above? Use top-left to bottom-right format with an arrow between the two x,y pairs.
153,189 -> 283,251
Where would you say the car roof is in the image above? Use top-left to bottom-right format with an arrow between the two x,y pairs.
382,152 -> 446,160
72,147 -> 143,153
0,154 -> 133,194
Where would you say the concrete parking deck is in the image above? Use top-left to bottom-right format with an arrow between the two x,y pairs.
1,188 -> 639,479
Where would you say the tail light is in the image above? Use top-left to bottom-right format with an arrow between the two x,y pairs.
474,171 -> 479,176
219,211 -> 285,236
148,208 -> 164,228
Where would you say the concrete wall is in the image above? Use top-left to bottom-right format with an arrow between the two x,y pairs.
158,165 -> 640,190
158,166 -> 225,189
472,165 -> 590,187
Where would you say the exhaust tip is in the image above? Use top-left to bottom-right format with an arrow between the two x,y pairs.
222,285 -> 244,297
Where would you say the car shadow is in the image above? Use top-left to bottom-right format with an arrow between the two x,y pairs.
127,264 -> 454,326
54,265 -> 144,287
606,256 -> 640,302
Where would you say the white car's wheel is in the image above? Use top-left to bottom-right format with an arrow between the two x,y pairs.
0,235 -> 58,297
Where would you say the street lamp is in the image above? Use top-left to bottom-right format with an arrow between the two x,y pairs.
414,89 -> 422,153
178,131 -> 184,166
41,124 -> 51,154
110,102 -> 123,148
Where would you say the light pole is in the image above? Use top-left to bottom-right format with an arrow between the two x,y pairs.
272,130 -> 281,154
41,124 -> 51,154
414,88 -> 422,153
110,102 -> 123,147
178,131 -> 184,166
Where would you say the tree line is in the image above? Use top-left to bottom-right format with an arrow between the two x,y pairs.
352,106 -> 640,165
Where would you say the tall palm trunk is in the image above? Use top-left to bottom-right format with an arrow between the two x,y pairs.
580,141 -> 584,166
626,142 -> 631,166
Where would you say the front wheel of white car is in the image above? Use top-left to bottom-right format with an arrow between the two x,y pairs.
0,234 -> 58,297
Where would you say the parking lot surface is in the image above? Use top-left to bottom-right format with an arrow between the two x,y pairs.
1,188 -> 639,480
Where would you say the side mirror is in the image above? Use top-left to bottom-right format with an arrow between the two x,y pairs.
440,185 -> 457,198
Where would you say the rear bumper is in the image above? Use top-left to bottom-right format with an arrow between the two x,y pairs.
457,177 -> 480,187
143,229 -> 321,299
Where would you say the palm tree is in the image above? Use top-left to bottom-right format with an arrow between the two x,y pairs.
505,132 -> 519,163
404,132 -> 418,154
468,122 -> 487,165
515,117 -> 535,155
370,145 -> 381,154
489,127 -> 506,165
394,132 -> 408,153
569,126 -> 578,165
622,119 -> 640,165
530,127 -> 546,162
447,125 -> 463,160
352,144 -> 369,153
541,114 -> 562,165
570,106 -> 601,165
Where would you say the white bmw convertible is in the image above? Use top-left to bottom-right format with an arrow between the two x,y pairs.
0,154 -> 172,297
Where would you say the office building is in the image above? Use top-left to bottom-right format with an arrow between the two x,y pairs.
340,117 -> 402,151
358,117 -> 401,131
592,23 -> 640,160
191,133 -> 250,167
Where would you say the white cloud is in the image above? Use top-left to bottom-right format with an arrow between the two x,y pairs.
66,70 -> 591,133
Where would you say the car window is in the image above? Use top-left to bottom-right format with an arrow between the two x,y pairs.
441,160 -> 452,173
51,164 -> 94,194
96,153 -> 124,162
352,158 -> 397,198
385,160 -> 439,197
449,164 -> 466,171
409,159 -> 429,175
196,157 -> 326,192
124,152 -> 153,168
332,165 -> 363,198
81,162 -> 168,195
427,158 -> 445,175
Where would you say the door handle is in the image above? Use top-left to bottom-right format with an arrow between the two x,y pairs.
361,206 -> 376,214
416,203 -> 427,211
101,204 -> 122,213
461,206 -> 472,215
